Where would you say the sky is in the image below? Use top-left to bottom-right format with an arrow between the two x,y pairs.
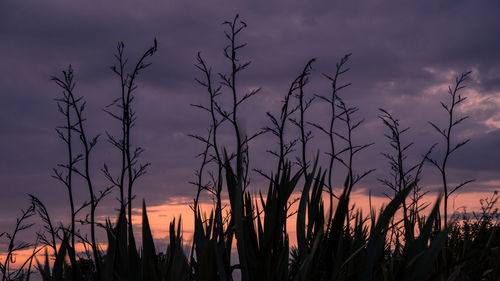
1,0 -> 500,256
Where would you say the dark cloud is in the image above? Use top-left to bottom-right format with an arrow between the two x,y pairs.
1,0 -> 500,238
448,129 -> 500,172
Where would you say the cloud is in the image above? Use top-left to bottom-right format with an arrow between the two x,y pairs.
448,129 -> 500,172
1,0 -> 500,236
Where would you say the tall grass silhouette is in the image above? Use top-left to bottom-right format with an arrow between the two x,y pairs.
1,15 -> 499,281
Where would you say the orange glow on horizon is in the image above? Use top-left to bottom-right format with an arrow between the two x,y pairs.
2,189 -> 496,271
133,189 -> 496,248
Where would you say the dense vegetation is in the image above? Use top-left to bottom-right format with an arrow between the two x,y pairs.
1,15 -> 499,281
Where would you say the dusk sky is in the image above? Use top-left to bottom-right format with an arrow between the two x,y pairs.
1,0 -> 500,248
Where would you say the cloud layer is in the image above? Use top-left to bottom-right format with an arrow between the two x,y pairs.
1,1 -> 499,233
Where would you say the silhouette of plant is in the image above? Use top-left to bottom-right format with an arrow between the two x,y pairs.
103,39 -> 157,230
52,67 -> 107,280
0,205 -> 39,281
426,71 -> 475,230
2,14 -> 499,281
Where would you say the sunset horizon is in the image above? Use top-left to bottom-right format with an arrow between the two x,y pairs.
1,1 -> 499,280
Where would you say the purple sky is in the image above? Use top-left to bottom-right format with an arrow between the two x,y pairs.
1,0 -> 500,241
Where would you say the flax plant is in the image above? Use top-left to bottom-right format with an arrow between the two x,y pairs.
52,67 -> 112,280
1,206 -> 37,281
217,14 -> 263,281
378,109 -> 431,249
426,71 -> 475,230
103,40 -> 157,230
51,74 -> 93,279
261,64 -> 300,182
191,51 -> 226,246
311,53 -> 352,226
4,14 -> 500,281
290,59 -> 315,180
